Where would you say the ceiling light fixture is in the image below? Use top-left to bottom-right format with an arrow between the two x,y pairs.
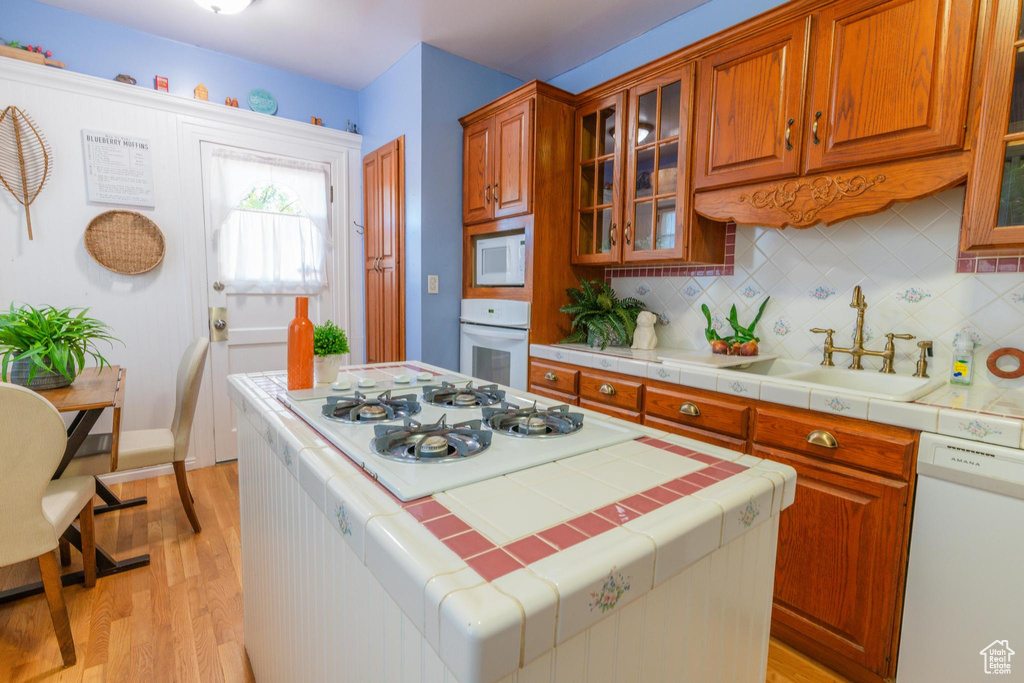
194,0 -> 252,14
637,122 -> 655,144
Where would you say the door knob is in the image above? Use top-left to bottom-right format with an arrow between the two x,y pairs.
213,320 -> 227,331
213,281 -> 225,292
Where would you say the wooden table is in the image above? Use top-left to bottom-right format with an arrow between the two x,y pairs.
0,366 -> 151,605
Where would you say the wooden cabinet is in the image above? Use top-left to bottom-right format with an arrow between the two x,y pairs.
362,137 -> 405,363
805,0 -> 975,172
462,118 -> 493,224
759,445 -> 911,682
572,92 -> 626,264
623,66 -> 694,262
693,18 -> 810,190
644,385 -> 750,440
579,370 -> 643,415
462,100 -> 533,224
963,0 -> 1024,250
529,360 -> 579,395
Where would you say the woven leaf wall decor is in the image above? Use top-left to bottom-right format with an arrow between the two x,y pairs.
0,106 -> 52,240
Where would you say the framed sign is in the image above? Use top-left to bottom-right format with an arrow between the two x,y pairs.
248,89 -> 278,115
82,129 -> 155,207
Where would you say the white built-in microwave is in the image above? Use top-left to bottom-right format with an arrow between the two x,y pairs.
474,232 -> 526,286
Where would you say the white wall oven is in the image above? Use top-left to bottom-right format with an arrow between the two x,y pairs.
459,299 -> 529,389
473,231 -> 526,287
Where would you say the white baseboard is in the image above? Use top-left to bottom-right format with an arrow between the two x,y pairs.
97,458 -> 209,486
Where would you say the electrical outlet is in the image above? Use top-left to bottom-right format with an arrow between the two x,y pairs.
427,274 -> 439,294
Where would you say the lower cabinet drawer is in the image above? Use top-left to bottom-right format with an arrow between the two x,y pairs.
579,371 -> 643,412
529,384 -> 579,406
644,414 -> 748,452
753,406 -> 916,479
645,386 -> 750,439
580,398 -> 641,423
530,361 -> 579,395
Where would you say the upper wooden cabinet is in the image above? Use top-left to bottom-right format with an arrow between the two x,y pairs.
462,101 -> 533,224
463,118 -> 493,224
493,101 -> 533,218
573,92 -> 626,265
693,18 -> 811,190
624,65 -> 694,262
805,0 -> 976,172
963,0 -> 1024,250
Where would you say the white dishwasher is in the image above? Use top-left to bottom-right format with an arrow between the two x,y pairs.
898,432 -> 1024,681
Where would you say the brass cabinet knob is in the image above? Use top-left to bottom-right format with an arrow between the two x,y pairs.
599,383 -> 616,395
544,371 -> 558,381
806,429 -> 839,449
213,281 -> 225,292
678,402 -> 701,417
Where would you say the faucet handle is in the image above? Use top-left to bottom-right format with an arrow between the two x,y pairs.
810,327 -> 835,336
890,333 -> 915,340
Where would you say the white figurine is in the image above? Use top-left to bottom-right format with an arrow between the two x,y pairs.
631,311 -> 658,350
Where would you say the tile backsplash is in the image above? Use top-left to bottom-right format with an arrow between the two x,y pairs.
611,187 -> 1024,387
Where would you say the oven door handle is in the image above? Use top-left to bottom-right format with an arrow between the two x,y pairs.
461,325 -> 527,341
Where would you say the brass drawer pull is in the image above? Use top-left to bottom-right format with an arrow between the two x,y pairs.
544,371 -> 558,381
599,383 -> 616,395
678,402 -> 700,417
812,110 -> 822,145
785,117 -> 795,150
807,430 -> 838,449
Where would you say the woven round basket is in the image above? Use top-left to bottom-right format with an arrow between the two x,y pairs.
84,210 -> 166,275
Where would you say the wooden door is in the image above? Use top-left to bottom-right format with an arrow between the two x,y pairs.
805,0 -> 976,172
493,100 -> 532,219
573,91 -> 626,264
694,18 -> 810,190
463,117 -> 494,224
759,445 -> 909,679
362,137 -> 405,363
624,65 -> 694,262
962,0 -> 1024,250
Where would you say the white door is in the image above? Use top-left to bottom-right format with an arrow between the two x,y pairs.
201,143 -> 341,462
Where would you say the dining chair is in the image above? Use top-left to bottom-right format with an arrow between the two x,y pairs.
0,383 -> 97,668
62,338 -> 209,533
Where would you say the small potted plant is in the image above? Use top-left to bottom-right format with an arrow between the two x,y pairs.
558,277 -> 647,350
313,320 -> 349,384
0,304 -> 119,389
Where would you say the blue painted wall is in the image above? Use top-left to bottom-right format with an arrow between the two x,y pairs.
548,0 -> 788,93
418,45 -> 523,370
356,43 -> 521,367
4,0 -> 358,128
357,44 -> 425,361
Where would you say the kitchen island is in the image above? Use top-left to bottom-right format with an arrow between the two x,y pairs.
228,362 -> 795,682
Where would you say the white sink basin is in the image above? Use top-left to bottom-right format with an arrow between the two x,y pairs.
716,360 -> 945,402
728,357 -> 813,377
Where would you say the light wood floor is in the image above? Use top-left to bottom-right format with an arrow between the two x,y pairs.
1,463 -> 847,682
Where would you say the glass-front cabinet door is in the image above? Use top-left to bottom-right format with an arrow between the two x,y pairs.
573,92 -> 625,264
963,0 -> 1024,250
624,65 -> 694,262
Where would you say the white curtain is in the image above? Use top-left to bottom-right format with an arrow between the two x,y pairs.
209,147 -> 331,292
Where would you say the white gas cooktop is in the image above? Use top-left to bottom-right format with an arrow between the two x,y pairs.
281,380 -> 642,501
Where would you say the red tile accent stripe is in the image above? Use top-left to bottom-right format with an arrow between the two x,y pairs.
406,499 -> 449,522
567,513 -> 617,536
466,549 -> 523,582
505,535 -> 559,564
956,249 -> 1024,274
604,224 -> 736,281
424,514 -> 472,540
443,530 -> 495,559
538,524 -> 589,550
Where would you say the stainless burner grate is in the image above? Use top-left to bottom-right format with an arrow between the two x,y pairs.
482,402 -> 584,438
321,390 -> 421,424
370,415 -> 491,463
422,381 -> 505,408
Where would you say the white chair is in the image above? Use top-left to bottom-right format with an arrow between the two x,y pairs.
0,383 -> 97,668
62,338 -> 209,533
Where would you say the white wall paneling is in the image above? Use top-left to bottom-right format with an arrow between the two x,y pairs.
0,59 -> 362,469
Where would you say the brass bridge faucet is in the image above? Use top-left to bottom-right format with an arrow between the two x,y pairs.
810,286 -> 922,373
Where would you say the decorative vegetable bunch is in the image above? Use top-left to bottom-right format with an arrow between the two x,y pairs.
1,38 -> 53,58
559,277 -> 647,350
0,304 -> 119,384
702,297 -> 770,356
312,320 -> 349,357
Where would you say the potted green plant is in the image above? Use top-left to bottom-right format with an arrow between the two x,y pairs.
558,277 -> 647,350
0,304 -> 119,389
313,320 -> 350,384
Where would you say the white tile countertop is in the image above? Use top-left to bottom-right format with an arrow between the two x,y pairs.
227,367 -> 796,682
533,344 -> 1024,449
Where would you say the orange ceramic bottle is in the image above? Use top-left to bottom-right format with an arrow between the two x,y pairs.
287,297 -> 314,390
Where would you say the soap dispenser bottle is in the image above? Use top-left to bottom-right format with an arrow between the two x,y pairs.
950,338 -> 974,386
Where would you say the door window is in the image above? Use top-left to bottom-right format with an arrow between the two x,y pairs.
209,148 -> 331,292
472,346 -> 512,386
